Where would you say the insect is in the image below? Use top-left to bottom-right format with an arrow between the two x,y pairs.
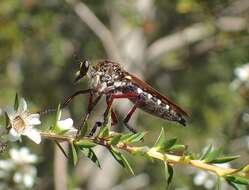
63,59 -> 188,136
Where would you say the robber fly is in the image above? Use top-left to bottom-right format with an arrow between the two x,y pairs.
63,59 -> 188,135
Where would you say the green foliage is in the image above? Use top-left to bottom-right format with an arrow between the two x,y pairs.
80,147 -> 101,168
71,143 -> 78,166
109,147 -> 134,175
14,93 -> 19,111
164,163 -> 174,188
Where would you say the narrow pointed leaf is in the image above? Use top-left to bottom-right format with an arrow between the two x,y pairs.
120,154 -> 134,175
168,164 -> 174,186
168,144 -> 186,152
154,128 -> 165,147
97,126 -> 109,138
226,176 -> 249,185
110,134 -> 122,145
55,141 -> 68,159
226,180 -> 247,190
120,132 -> 134,142
109,147 -> 134,175
216,176 -> 221,190
5,112 -> 10,129
125,132 -> 146,143
80,147 -> 101,168
164,138 -> 177,150
14,93 -> 19,111
55,104 -> 61,124
76,139 -> 96,148
81,122 -> 90,137
204,147 -> 223,163
211,155 -> 240,163
109,147 -> 125,167
200,144 -> 212,160
71,143 -> 78,165
164,163 -> 174,189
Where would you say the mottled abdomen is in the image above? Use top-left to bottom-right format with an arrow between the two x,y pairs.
121,83 -> 186,126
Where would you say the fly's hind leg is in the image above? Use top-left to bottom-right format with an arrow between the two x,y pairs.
123,102 -> 140,134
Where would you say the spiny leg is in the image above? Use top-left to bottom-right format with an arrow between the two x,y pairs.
123,102 -> 139,133
38,89 -> 91,116
61,89 -> 91,108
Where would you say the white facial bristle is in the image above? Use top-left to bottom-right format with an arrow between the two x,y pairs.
148,94 -> 152,99
166,105 -> 170,110
137,88 -> 143,94
157,99 -> 161,105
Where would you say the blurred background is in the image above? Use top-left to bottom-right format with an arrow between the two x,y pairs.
0,0 -> 249,189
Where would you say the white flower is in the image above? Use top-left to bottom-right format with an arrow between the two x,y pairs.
234,63 -> 249,81
9,147 -> 38,164
56,111 -> 76,135
0,147 -> 38,188
5,98 -> 41,144
193,171 -> 215,189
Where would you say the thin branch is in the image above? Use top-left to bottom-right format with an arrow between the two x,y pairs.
146,23 -> 215,61
65,0 -> 121,61
146,0 -> 249,62
39,132 -> 248,179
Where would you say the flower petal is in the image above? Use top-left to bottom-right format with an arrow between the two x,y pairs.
13,172 -> 23,183
27,114 -> 41,125
4,106 -> 15,120
8,128 -> 21,142
10,148 -> 20,161
23,128 -> 41,144
23,172 -> 35,188
18,98 -> 27,114
57,118 -> 73,130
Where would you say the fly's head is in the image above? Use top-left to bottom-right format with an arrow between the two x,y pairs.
74,60 -> 90,84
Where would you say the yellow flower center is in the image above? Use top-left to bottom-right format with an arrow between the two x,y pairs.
13,115 -> 27,133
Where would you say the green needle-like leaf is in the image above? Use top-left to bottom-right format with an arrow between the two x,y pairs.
200,144 -> 213,160
80,147 -> 101,168
81,122 -> 90,137
76,139 -> 97,148
71,143 -> 78,166
211,155 -> 240,164
55,141 -> 68,159
110,134 -> 122,145
97,126 -> 109,138
164,163 -> 174,189
154,128 -> 165,147
204,147 -> 223,163
14,93 -> 19,111
109,147 -> 134,175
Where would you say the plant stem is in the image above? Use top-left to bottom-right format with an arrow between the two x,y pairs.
39,132 -> 248,178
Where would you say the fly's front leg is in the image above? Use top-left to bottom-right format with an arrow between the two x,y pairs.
61,89 -> 91,108
38,89 -> 91,116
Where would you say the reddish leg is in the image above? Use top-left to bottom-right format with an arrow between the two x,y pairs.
77,93 -> 102,137
88,93 -> 139,137
103,93 -> 139,125
123,102 -> 140,133
111,109 -> 118,126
